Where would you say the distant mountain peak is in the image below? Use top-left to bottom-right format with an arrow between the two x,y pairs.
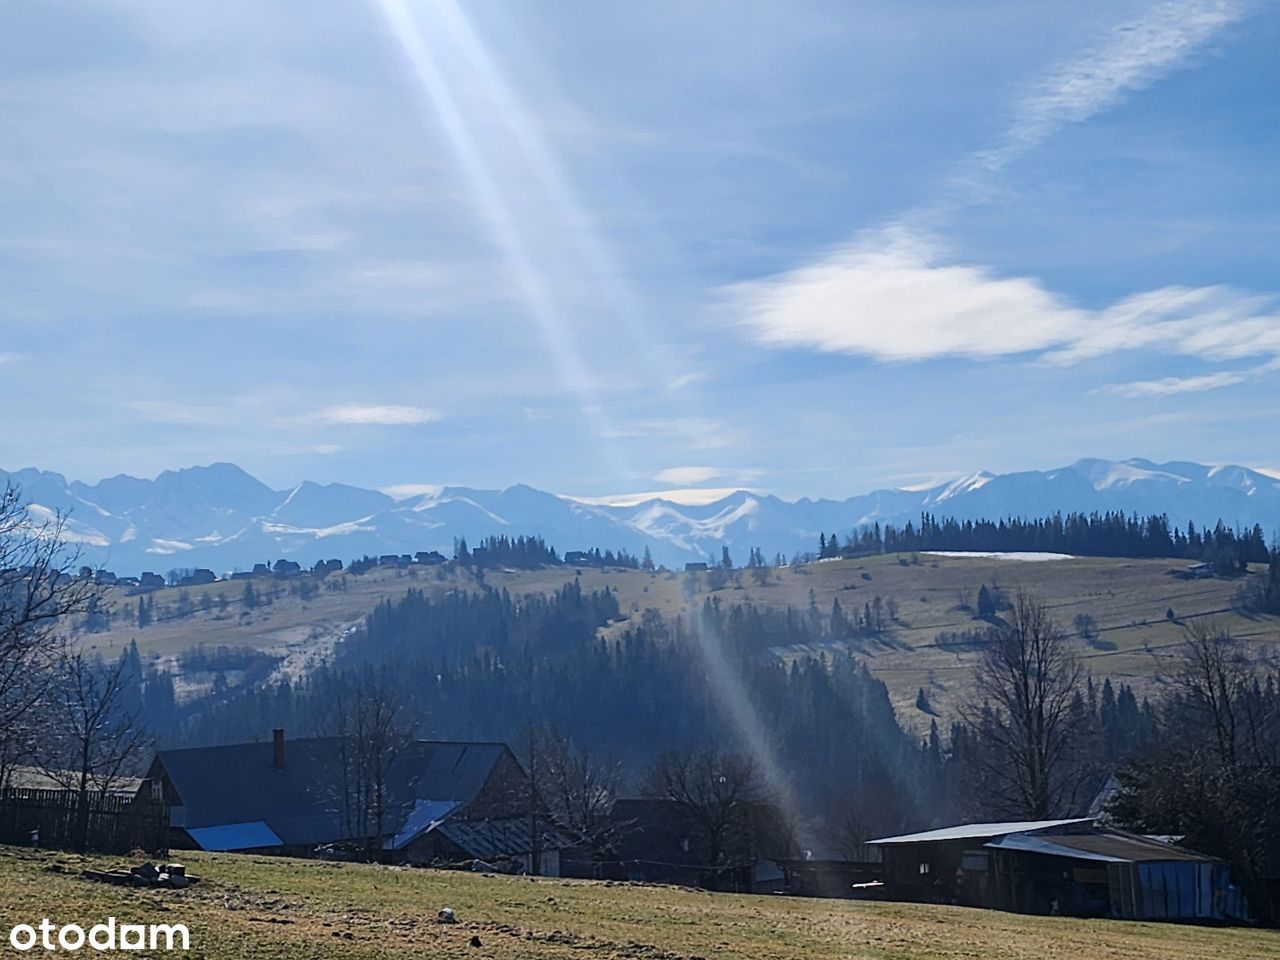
3,457 -> 1277,576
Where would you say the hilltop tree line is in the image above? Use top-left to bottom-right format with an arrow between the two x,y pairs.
821,511 -> 1271,570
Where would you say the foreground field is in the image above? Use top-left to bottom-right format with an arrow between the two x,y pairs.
0,847 -> 1277,959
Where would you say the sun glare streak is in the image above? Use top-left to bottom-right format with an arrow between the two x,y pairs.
425,0 -> 674,383
686,604 -> 818,853
374,0 -> 626,473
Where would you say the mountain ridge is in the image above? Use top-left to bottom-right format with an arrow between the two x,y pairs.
3,458 -> 1278,576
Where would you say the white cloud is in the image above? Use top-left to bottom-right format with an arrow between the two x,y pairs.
566,487 -> 752,507
1099,371 -> 1247,398
977,0 -> 1250,172
311,404 -> 440,426
727,227 -> 1280,374
654,465 -> 720,485
381,482 -> 443,499
0,352 -> 20,364
726,228 -> 1083,361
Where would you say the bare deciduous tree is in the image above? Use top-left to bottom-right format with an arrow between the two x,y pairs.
1174,620 -> 1277,767
531,725 -> 628,853
327,677 -> 412,855
644,746 -> 760,885
38,648 -> 153,850
0,483 -> 98,788
962,591 -> 1083,818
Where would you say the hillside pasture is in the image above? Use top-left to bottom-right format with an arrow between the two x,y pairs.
0,847 -> 1276,959
80,555 -> 1280,727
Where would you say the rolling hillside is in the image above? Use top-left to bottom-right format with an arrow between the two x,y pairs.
84,552 -> 1280,732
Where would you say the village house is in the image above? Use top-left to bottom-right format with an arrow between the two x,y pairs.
138,732 -> 570,874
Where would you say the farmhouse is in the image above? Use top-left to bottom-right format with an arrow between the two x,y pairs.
139,732 -> 570,874
869,818 -> 1249,922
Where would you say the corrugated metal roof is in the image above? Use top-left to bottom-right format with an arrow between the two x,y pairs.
868,818 -> 1092,845
436,817 -> 573,859
987,831 -> 1214,864
187,821 -> 282,851
385,800 -> 460,851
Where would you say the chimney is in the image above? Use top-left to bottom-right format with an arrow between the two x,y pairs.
272,728 -> 285,770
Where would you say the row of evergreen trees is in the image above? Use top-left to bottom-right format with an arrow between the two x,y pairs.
827,510 -> 1271,568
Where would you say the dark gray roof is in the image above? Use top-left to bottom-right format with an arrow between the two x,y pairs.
437,818 -> 573,859
986,831 -> 1215,864
153,738 -> 512,849
869,818 -> 1091,846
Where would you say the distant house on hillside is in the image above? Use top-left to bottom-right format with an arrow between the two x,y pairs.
137,572 -> 166,591
684,562 -> 708,573
180,568 -> 217,586
869,818 -> 1248,923
139,732 -> 570,874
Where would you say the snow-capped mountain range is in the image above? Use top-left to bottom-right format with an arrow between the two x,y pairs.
3,459 -> 1278,576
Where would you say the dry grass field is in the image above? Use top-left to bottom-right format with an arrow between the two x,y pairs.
84,554 -> 1280,730
1,847 -> 1277,959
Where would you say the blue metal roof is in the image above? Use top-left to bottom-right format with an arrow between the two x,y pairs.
868,818 -> 1092,845
187,821 -> 283,851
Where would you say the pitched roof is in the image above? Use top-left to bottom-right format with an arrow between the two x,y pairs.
868,818 -> 1092,845
986,831 -> 1215,864
436,818 -> 573,859
154,737 -> 512,849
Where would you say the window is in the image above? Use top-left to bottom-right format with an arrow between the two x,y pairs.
918,862 -> 931,876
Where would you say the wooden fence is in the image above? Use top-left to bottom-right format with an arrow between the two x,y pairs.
0,787 -> 169,854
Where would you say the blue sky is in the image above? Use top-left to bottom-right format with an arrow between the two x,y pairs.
1,0 -> 1278,501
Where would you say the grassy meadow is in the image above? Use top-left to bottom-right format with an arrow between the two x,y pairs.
1,847 -> 1277,959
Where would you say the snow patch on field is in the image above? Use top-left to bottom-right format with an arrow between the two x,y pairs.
924,551 -> 1075,562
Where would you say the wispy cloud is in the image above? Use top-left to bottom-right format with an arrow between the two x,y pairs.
975,0 -> 1250,173
727,227 -> 1280,376
565,486 -> 752,507
1098,371 -> 1247,398
654,465 -> 720,485
128,399 -> 240,427
311,404 -> 440,426
0,352 -> 21,365
380,482 -> 443,499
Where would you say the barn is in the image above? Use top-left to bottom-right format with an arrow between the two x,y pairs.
869,818 -> 1249,923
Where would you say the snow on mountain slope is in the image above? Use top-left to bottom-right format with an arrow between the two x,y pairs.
1,458 -> 1277,576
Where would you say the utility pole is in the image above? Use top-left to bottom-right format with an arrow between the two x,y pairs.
527,722 -> 542,876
